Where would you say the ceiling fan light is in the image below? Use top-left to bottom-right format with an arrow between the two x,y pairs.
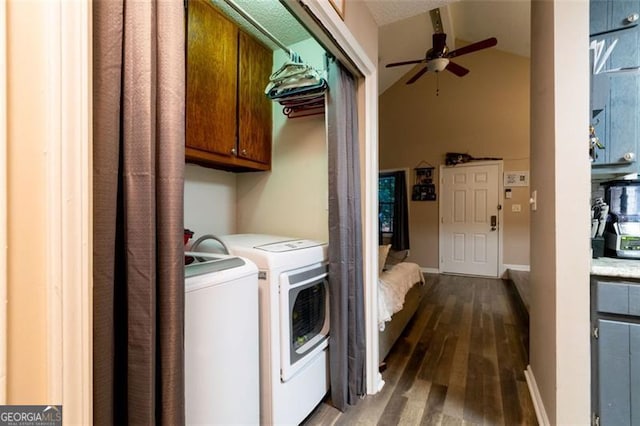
429,58 -> 449,73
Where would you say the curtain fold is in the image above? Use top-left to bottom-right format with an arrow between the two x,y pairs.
93,1 -> 185,424
391,171 -> 410,250
326,54 -> 367,411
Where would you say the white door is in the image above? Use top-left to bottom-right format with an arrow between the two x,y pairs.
440,162 -> 501,277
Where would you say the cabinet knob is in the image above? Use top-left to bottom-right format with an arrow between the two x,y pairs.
241,149 -> 247,156
626,12 -> 639,24
623,152 -> 636,162
231,148 -> 237,155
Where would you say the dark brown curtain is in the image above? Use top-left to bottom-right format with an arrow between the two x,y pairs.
93,1 -> 185,424
390,171 -> 410,250
326,54 -> 366,411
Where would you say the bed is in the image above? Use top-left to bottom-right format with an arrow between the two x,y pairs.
377,247 -> 426,361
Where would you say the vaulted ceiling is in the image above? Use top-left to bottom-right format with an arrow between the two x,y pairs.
365,0 -> 531,93
210,0 -> 531,95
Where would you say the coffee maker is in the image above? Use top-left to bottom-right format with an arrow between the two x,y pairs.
603,180 -> 640,258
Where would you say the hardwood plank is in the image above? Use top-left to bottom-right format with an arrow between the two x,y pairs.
442,302 -> 472,419
419,383 -> 448,425
397,379 -> 432,425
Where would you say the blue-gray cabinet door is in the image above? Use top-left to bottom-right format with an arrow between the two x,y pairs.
598,319 -> 640,425
591,0 -> 640,34
591,0 -> 640,174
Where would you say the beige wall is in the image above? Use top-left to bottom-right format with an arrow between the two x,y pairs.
379,44 -> 530,269
343,0 -> 378,66
6,0 -> 49,403
529,0 -> 591,423
237,38 -> 329,242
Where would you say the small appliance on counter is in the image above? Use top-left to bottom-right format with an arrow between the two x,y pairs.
602,180 -> 640,259
591,198 -> 608,258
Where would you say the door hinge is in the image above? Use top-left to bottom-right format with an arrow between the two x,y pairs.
593,326 -> 599,339
498,204 -> 502,210
592,413 -> 600,426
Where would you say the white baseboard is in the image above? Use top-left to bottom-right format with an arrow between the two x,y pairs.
524,365 -> 550,426
504,264 -> 530,272
420,267 -> 440,274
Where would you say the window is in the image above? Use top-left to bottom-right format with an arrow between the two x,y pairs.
379,170 -> 410,250
378,174 -> 396,236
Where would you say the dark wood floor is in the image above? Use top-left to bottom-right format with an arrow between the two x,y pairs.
304,274 -> 537,425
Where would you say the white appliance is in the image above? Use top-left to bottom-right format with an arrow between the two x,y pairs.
185,253 -> 260,425
219,234 -> 330,425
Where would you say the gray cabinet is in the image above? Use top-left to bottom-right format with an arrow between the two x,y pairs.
590,0 -> 640,176
590,0 -> 640,34
592,276 -> 640,426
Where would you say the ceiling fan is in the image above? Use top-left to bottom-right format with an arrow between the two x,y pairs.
385,8 -> 498,85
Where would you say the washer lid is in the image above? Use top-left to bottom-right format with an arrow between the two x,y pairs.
185,253 -> 246,279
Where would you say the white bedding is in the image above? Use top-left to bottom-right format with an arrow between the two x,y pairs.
378,262 -> 425,331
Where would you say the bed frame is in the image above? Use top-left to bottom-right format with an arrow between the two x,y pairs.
378,281 -> 426,361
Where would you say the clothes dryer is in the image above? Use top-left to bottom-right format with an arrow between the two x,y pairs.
219,234 -> 329,425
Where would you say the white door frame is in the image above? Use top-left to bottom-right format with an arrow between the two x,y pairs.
438,161 -> 504,278
286,1 -> 381,394
43,0 -> 92,421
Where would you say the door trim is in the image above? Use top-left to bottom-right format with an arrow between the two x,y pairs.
43,0 -> 92,421
438,161 -> 504,278
288,0 -> 380,395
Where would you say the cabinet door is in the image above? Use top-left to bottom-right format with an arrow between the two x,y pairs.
238,31 -> 272,166
610,1 -> 640,32
607,22 -> 640,166
591,0 -> 640,34
591,0 -> 610,34
591,29 -> 640,171
598,319 -> 640,425
186,0 -> 237,157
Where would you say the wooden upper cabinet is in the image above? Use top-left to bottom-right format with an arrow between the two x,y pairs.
185,0 -> 273,172
238,31 -> 272,166
186,0 -> 237,157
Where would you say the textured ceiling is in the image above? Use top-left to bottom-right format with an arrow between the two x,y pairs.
211,0 -> 311,51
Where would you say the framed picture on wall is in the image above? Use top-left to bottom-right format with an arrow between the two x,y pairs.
328,0 -> 345,19
412,183 -> 436,201
414,166 -> 434,185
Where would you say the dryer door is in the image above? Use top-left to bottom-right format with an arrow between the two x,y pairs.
279,263 -> 329,382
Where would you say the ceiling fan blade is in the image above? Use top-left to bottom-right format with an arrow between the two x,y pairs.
406,66 -> 429,84
386,59 -> 425,68
447,37 -> 497,58
432,33 -> 447,55
445,61 -> 469,77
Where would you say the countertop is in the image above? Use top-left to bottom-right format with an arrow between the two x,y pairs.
591,257 -> 640,279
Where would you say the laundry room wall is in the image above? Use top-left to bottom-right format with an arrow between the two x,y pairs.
236,38 -> 329,243
184,164 -> 237,239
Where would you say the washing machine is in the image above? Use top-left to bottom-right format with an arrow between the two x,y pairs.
185,252 -> 260,425
219,234 -> 330,425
